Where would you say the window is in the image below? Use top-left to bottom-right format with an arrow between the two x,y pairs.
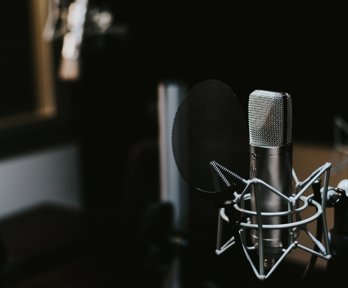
1,0 -> 56,129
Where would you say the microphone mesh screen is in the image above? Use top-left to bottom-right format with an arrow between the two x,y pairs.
248,90 -> 292,147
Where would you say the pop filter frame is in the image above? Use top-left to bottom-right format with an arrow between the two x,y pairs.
211,160 -> 332,280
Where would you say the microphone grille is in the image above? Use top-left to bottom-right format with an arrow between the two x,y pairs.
248,90 -> 292,147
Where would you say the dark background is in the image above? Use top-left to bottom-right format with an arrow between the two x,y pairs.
80,1 -> 347,145
0,1 -> 346,287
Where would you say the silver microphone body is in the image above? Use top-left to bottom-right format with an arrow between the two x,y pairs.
248,90 -> 293,268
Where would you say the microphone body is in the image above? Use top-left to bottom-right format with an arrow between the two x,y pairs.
248,90 -> 293,267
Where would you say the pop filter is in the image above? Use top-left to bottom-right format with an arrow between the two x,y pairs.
171,79 -> 248,202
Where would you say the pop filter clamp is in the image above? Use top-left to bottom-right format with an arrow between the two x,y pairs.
204,160 -> 335,280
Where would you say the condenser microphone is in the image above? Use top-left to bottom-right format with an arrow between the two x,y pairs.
248,90 -> 293,269
171,80 -> 333,280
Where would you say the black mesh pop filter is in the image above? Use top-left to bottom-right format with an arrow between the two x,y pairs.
171,79 -> 249,195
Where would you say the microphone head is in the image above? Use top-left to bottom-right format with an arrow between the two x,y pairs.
248,90 -> 292,147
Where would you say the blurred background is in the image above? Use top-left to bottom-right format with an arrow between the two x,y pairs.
0,1 -> 347,287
